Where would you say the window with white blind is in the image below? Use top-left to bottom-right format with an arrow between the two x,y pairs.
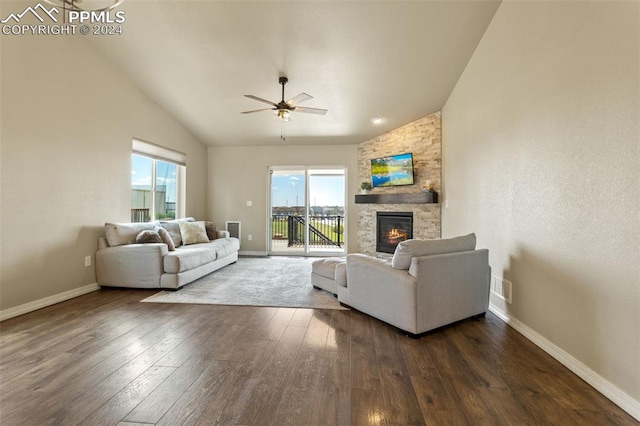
131,139 -> 186,222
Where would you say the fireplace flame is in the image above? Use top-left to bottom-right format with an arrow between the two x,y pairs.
387,228 -> 408,242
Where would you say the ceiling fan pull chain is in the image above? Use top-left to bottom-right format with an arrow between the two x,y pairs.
281,121 -> 286,141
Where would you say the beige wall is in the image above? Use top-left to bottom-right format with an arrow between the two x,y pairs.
0,28 -> 207,310
442,0 -> 639,406
207,145 -> 358,254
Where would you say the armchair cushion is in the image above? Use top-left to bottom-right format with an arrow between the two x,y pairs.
391,233 -> 477,269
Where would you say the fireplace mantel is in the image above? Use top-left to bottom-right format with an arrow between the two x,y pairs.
355,191 -> 438,204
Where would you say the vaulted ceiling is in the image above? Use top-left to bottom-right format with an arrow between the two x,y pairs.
88,1 -> 501,146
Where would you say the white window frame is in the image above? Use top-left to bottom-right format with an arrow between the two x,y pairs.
267,165 -> 347,255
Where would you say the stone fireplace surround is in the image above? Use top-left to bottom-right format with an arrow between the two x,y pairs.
356,112 -> 441,255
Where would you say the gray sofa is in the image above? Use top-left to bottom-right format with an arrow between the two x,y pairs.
96,218 -> 239,290
312,233 -> 491,336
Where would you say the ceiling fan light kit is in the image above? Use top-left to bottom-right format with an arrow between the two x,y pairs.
241,76 -> 327,139
274,109 -> 291,122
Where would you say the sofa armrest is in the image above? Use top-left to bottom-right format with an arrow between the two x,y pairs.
409,249 -> 491,330
218,230 -> 230,238
98,237 -> 110,250
96,243 -> 168,288
346,253 -> 418,330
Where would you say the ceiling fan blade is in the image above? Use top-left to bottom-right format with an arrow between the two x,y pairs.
286,93 -> 313,106
293,106 -> 328,115
241,108 -> 274,114
244,95 -> 278,107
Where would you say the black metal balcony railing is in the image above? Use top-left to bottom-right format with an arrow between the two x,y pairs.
272,214 -> 343,248
130,211 -> 343,247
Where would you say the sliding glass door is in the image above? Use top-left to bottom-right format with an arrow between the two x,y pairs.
269,167 -> 346,256
307,169 -> 345,253
270,169 -> 307,255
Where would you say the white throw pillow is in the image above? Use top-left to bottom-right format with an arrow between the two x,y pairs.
391,233 -> 477,270
179,221 -> 209,245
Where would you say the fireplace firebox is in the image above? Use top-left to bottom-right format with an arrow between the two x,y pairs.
376,212 -> 413,254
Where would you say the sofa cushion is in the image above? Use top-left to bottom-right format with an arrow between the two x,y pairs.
105,221 -> 159,247
211,237 -> 240,258
160,217 -> 195,247
154,225 -> 176,251
136,230 -> 163,244
312,258 -> 346,280
391,233 -> 477,270
163,244 -> 217,274
180,221 -> 209,245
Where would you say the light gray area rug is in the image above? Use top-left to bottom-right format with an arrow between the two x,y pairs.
142,256 -> 346,310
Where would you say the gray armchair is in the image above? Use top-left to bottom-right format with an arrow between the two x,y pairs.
345,234 -> 491,336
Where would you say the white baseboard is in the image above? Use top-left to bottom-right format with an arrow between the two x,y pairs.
0,283 -> 101,322
489,304 -> 640,422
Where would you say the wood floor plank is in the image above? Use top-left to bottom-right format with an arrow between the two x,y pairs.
409,373 -> 470,425
325,309 -> 351,353
0,288 -> 636,426
422,328 -> 498,424
124,353 -> 232,424
39,337 -> 185,425
289,308 -> 314,327
349,311 -> 389,425
372,320 -> 425,425
398,332 -> 469,423
79,365 -> 176,425
349,311 -> 381,390
240,307 -> 295,342
1,327 -> 181,424
28,315 -> 175,394
271,350 -> 323,424
232,325 -> 307,425
153,318 -> 226,368
310,350 -> 351,426
349,388 -> 389,426
301,311 -> 332,351
154,360 -> 240,426
198,339 -> 279,425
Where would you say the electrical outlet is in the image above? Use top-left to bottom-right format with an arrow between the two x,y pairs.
246,200 -> 252,207
248,234 -> 253,241
492,276 -> 512,304
84,255 -> 92,267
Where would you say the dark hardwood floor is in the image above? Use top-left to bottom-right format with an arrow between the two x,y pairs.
0,287 -> 636,425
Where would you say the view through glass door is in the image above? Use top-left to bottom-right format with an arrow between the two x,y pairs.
269,167 -> 346,255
